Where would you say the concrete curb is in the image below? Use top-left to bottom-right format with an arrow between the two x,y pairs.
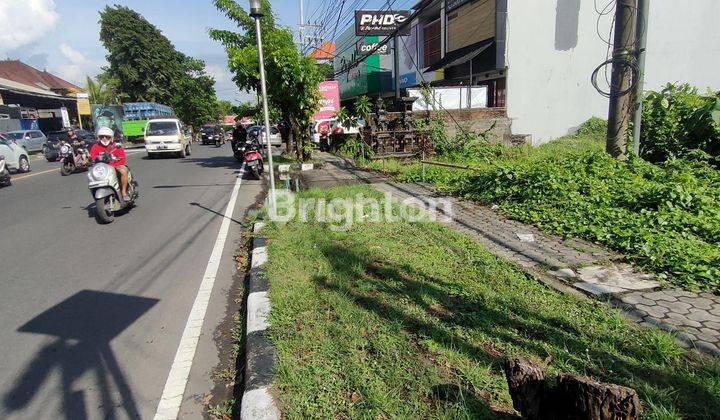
240,222 -> 280,420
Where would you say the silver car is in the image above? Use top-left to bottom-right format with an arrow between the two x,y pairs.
6,130 -> 47,153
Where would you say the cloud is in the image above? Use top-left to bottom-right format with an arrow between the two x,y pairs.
59,43 -> 86,63
50,44 -> 106,86
0,0 -> 59,56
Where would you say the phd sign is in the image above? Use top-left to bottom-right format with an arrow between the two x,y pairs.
357,40 -> 390,55
355,10 -> 411,36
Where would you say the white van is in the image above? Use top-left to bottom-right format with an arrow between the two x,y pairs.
144,118 -> 191,159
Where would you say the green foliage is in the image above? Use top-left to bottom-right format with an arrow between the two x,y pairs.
577,117 -> 608,137
337,135 -> 371,162
210,0 -> 323,160
354,95 -> 372,121
85,73 -> 124,105
216,99 -> 234,117
334,106 -> 356,128
317,62 -> 334,80
99,5 -> 218,127
641,83 -> 720,165
265,185 -> 720,419
399,129 -> 720,292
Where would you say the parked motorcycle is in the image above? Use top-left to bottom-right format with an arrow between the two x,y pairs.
318,121 -> 331,152
59,141 -> 90,176
0,155 -> 10,186
232,137 -> 247,162
243,138 -> 264,179
87,152 -> 139,224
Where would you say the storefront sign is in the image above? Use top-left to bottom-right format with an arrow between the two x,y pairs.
60,107 -> 71,128
446,0 -> 472,13
358,40 -> 390,55
355,10 -> 411,35
314,81 -> 340,120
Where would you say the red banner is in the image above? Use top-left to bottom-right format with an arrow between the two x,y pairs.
314,81 -> 340,120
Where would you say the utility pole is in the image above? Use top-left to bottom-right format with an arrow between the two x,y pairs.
632,0 -> 649,156
299,0 -> 305,50
394,36 -> 401,101
250,0 -> 276,210
606,0 -> 637,160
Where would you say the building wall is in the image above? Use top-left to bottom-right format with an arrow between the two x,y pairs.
447,0 -> 495,52
504,0 -> 720,145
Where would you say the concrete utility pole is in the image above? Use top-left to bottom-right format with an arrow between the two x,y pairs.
632,0 -> 649,156
394,36 -> 401,100
606,0 -> 638,160
250,0 -> 276,209
299,0 -> 305,50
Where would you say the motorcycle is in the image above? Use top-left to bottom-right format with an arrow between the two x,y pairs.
232,137 -> 247,162
59,141 -> 90,176
214,133 -> 225,148
243,138 -> 264,179
318,121 -> 331,152
87,152 -> 139,224
0,155 -> 10,187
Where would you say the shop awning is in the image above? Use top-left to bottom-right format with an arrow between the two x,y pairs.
423,39 -> 494,72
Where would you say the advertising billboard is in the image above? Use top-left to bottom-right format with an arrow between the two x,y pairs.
314,81 -> 340,120
355,10 -> 411,36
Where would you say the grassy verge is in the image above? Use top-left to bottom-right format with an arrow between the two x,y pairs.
362,126 -> 720,293
264,185 -> 720,419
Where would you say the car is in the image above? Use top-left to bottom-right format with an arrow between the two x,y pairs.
0,132 -> 31,173
144,118 -> 192,158
43,129 -> 96,162
200,124 -> 223,145
6,130 -> 47,153
247,125 -> 281,147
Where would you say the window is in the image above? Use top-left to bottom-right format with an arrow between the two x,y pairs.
146,121 -> 179,136
423,19 -> 441,68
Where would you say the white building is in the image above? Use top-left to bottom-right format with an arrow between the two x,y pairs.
392,0 -> 720,145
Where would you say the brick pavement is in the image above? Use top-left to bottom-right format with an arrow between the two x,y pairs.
300,154 -> 720,357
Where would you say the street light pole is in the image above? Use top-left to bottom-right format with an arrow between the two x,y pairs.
250,0 -> 276,210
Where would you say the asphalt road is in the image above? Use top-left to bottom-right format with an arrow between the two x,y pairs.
0,143 -> 263,419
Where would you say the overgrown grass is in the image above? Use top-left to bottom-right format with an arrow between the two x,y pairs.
264,185 -> 720,419
364,124 -> 720,292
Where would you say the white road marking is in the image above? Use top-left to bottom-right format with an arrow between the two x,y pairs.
154,164 -> 246,420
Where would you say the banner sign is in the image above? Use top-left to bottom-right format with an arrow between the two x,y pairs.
446,0 -> 472,13
355,10 -> 411,35
314,81 -> 340,120
357,40 -> 390,55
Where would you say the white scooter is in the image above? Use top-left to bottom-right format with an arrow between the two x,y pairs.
87,151 -> 139,224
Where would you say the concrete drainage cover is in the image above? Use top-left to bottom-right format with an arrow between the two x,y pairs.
573,265 -> 659,296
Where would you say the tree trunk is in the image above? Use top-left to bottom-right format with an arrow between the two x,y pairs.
289,115 -> 303,161
504,357 -> 545,420
503,358 -> 641,420
554,374 -> 642,420
281,112 -> 292,155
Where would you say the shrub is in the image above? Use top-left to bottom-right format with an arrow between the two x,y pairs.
641,83 -> 720,165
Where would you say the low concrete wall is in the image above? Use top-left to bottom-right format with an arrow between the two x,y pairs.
434,108 -> 516,146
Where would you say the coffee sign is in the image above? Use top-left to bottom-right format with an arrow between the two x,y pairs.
357,40 -> 390,55
355,10 -> 411,36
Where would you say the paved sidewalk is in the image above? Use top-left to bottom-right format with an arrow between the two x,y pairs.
302,154 -> 720,357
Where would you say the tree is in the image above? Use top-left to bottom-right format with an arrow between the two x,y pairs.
99,5 -> 218,128
85,73 -> 123,105
217,99 -> 234,118
210,0 -> 323,160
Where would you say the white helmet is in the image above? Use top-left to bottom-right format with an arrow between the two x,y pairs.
97,126 -> 114,138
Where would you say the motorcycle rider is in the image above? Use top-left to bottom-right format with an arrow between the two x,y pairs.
89,126 -> 129,201
67,129 -> 89,166
231,123 -> 247,149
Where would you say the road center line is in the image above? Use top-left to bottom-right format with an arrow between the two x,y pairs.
154,164 -> 246,420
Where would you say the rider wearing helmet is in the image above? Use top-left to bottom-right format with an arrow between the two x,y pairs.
89,126 -> 129,201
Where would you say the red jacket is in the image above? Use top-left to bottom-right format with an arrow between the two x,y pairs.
90,142 -> 126,167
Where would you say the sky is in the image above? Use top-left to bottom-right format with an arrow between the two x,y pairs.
0,0 -> 300,103
0,0 -> 403,103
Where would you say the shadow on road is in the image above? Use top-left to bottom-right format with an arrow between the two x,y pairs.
179,156 -> 241,169
153,183 -> 238,189
3,290 -> 159,420
189,202 -> 243,225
